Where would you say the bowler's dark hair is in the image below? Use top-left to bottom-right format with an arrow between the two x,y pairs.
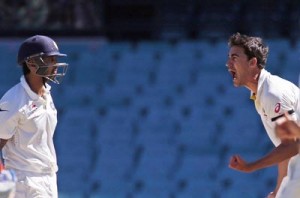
228,33 -> 269,69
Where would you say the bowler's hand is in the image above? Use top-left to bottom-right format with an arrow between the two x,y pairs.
229,155 -> 253,173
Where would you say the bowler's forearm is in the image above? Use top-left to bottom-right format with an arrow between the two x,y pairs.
249,141 -> 298,171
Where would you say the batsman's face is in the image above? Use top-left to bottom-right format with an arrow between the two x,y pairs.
42,56 -> 58,75
27,54 -> 68,84
28,55 -> 58,76
226,46 -> 252,87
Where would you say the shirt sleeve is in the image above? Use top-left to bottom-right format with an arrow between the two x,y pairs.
263,88 -> 297,122
0,99 -> 19,139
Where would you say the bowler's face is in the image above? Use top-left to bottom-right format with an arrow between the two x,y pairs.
226,46 -> 251,87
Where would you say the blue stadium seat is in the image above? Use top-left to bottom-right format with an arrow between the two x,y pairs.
55,107 -> 98,193
175,178 -> 217,198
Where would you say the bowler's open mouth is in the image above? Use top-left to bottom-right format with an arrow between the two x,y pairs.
230,71 -> 236,79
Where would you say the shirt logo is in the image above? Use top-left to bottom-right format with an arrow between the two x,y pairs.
274,103 -> 281,113
0,108 -> 7,112
31,104 -> 37,109
29,103 -> 38,114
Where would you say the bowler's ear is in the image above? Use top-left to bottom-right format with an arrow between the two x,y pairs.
249,57 -> 257,67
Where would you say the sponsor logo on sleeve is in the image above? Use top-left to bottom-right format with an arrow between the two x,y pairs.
274,103 -> 281,113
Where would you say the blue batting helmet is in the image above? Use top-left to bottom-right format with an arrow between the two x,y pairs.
17,35 -> 68,84
17,35 -> 66,65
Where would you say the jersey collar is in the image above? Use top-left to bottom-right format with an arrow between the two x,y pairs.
20,75 -> 51,100
250,69 -> 268,101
